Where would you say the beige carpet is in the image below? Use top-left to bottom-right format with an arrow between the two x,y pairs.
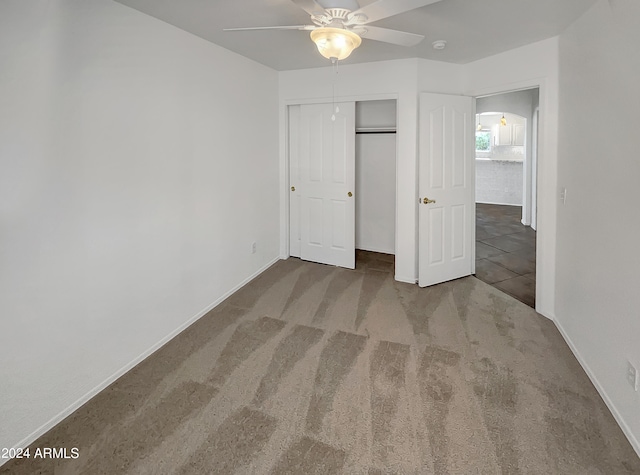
3,251 -> 639,474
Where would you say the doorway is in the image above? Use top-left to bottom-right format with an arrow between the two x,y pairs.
473,89 -> 539,307
288,99 -> 397,270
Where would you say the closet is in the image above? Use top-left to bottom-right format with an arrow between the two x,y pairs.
354,100 -> 396,255
289,99 -> 397,268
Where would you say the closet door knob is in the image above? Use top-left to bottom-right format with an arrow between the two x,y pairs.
348,191 -> 353,197
291,186 -> 295,192
423,197 -> 436,204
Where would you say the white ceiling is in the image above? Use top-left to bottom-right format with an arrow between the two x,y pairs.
114,0 -> 598,71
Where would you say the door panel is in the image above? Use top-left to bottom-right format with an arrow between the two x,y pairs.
331,200 -> 347,249
429,107 -> 445,189
419,93 -> 474,287
308,198 -> 323,245
451,204 -> 465,259
428,207 -> 445,265
297,102 -> 355,269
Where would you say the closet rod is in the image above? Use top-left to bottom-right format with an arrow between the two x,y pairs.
355,130 -> 396,135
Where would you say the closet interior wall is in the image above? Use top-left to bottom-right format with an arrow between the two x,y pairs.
355,100 -> 397,255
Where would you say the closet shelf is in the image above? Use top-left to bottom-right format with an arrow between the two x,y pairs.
355,127 -> 396,134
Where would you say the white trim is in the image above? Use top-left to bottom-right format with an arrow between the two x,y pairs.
2,257 -> 281,467
554,318 -> 640,458
470,99 -> 477,269
537,309 -> 554,321
280,104 -> 291,259
467,77 -> 546,100
468,77 -> 552,318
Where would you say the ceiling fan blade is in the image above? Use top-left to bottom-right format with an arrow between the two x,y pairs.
349,0 -> 443,25
357,25 -> 424,46
290,0 -> 326,17
224,25 -> 316,31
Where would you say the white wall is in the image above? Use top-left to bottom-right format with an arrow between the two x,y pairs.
464,37 -> 559,319
356,99 -> 397,130
2,0 -> 637,460
556,0 -> 640,455
355,134 -> 396,254
279,58 -> 464,282
0,0 -> 279,454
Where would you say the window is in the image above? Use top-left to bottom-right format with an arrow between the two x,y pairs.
476,131 -> 491,151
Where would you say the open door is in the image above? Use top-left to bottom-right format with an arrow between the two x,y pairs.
295,102 -> 356,269
419,93 -> 474,287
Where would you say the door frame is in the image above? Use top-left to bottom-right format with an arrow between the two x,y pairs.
468,78 -> 549,314
281,93 -> 399,266
531,106 -> 539,230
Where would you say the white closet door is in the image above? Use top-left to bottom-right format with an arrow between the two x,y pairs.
298,102 -> 355,269
418,93 -> 474,287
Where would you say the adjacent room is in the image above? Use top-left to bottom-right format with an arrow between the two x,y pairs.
1,0 -> 639,472
474,88 -> 539,308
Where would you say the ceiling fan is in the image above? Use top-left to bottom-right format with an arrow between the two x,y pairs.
224,0 -> 444,61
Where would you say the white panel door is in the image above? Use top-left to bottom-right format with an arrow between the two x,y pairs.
298,102 -> 355,269
419,93 -> 474,287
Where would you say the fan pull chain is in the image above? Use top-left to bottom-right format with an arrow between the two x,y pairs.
331,58 -> 339,121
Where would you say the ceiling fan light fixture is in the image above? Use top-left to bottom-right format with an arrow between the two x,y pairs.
310,27 -> 362,61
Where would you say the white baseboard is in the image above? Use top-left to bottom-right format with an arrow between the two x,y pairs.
2,256 -> 281,468
395,274 -> 417,284
536,307 -> 554,321
554,318 -> 640,458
